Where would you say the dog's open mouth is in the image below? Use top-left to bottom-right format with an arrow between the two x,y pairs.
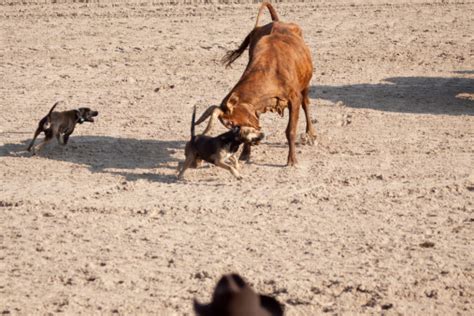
249,133 -> 265,145
86,111 -> 99,122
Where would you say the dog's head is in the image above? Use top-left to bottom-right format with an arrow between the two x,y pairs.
231,126 -> 265,145
194,274 -> 283,316
76,107 -> 99,124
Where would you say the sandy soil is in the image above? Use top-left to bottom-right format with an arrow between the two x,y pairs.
0,0 -> 473,315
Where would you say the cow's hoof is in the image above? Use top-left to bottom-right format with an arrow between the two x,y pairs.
286,159 -> 298,167
299,132 -> 316,146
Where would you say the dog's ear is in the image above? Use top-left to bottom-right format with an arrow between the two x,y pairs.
224,93 -> 238,114
213,275 -> 234,299
193,299 -> 213,316
229,273 -> 246,288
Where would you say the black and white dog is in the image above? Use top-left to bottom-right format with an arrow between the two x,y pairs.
177,106 -> 264,180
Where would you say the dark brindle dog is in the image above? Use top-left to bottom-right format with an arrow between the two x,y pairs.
27,101 -> 99,154
194,273 -> 284,316
177,106 -> 264,180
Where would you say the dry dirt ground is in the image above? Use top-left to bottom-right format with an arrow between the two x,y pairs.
0,0 -> 473,315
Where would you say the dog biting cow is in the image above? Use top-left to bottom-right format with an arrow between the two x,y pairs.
178,106 -> 264,180
195,2 -> 316,166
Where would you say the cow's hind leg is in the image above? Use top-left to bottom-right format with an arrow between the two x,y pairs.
286,93 -> 301,166
301,87 -> 316,145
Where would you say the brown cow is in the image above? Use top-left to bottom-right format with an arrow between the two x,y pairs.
196,2 -> 315,166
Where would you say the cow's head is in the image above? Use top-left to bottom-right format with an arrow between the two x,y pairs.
195,93 -> 260,136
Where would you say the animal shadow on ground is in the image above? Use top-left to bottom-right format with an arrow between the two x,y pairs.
453,70 -> 474,75
311,76 -> 474,115
0,136 -> 185,183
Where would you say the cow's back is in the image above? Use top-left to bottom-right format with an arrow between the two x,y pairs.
248,21 -> 313,90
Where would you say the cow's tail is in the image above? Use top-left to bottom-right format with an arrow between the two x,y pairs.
222,31 -> 253,68
221,2 -> 279,68
255,1 -> 279,28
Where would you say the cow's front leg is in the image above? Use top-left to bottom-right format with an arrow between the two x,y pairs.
286,96 -> 300,166
239,143 -> 252,162
301,87 -> 316,145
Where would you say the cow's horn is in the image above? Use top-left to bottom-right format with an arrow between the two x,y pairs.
195,105 -> 223,135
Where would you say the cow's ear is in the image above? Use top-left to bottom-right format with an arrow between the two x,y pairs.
225,93 -> 238,114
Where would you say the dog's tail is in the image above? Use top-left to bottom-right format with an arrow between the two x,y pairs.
191,105 -> 197,143
222,2 -> 279,68
47,101 -> 60,118
27,101 -> 60,152
38,101 -> 59,127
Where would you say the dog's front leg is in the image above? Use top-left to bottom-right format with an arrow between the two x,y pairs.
58,133 -> 65,145
239,143 -> 251,162
59,132 -> 72,145
63,133 -> 71,145
215,160 -> 242,180
59,125 -> 75,145
229,154 -> 240,169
